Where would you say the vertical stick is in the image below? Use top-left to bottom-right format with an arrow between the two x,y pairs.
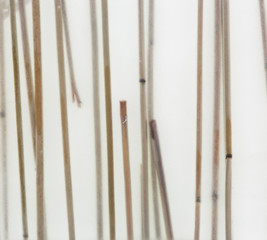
150,120 -> 173,240
194,0 -> 203,239
100,0 -> 115,239
54,0 -> 75,239
212,0 -> 222,239
147,0 -> 161,237
18,0 -> 36,159
259,0 -> 267,91
61,0 -> 82,106
89,0 -> 103,238
140,164 -> 145,238
0,2 -> 8,239
32,0 -> 45,239
9,0 -> 28,238
120,101 -> 134,240
221,0 -> 232,239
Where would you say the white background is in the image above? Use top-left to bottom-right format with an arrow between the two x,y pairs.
1,0 -> 267,239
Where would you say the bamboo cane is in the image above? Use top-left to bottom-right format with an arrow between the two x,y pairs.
120,101 -> 134,240
89,0 -> 103,238
221,0 -> 232,239
140,164 -> 145,239
147,0 -> 161,237
259,0 -> 267,91
9,0 -> 28,237
0,2 -> 8,239
61,0 -> 82,106
54,0 -> 75,239
212,0 -> 222,239
194,0 -> 204,239
150,120 -> 173,240
100,0 -> 115,239
18,0 -> 36,159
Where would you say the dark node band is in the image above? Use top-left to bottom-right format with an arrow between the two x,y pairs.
196,197 -> 201,203
212,192 -> 218,200
139,78 -> 146,83
226,153 -> 232,159
0,111 -> 5,118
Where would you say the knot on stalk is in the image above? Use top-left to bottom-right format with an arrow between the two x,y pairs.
0,111 -> 5,118
196,197 -> 201,203
139,78 -> 146,83
226,153 -> 232,159
212,192 -> 218,201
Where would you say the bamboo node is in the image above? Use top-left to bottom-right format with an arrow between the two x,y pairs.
212,192 -> 218,201
139,78 -> 146,83
226,153 -> 232,159
196,197 -> 201,203
0,111 -> 5,117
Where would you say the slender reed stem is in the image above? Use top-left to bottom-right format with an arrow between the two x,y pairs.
147,0 -> 161,237
89,0 -> 103,238
54,0 -> 75,238
100,0 -> 115,239
150,120 -> 173,240
18,0 -> 36,159
0,3 -> 8,239
9,0 -> 28,237
120,101 -> 134,240
194,0 -> 203,239
140,164 -> 145,238
221,0 -> 232,239
61,0 -> 81,106
212,0 -> 222,239
259,0 -> 267,91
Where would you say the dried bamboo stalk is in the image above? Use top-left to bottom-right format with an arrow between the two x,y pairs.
259,0 -> 267,91
0,2 -> 8,239
147,0 -> 161,237
212,0 -> 222,239
140,164 -> 145,238
150,120 -> 173,240
100,0 -> 115,239
9,0 -> 28,237
61,0 -> 82,106
18,0 -> 36,159
89,0 -> 103,238
194,0 -> 203,239
120,101 -> 134,240
54,0 -> 75,239
221,0 -> 232,239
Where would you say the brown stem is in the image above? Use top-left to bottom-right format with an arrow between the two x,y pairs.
61,0 -> 82,107
194,0 -> 203,239
221,0 -> 232,239
18,0 -> 36,160
120,101 -> 134,240
0,3 -> 8,239
150,120 -> 173,240
54,0 -> 76,239
101,0 -> 115,239
9,0 -> 28,237
212,0 -> 222,239
89,0 -> 103,238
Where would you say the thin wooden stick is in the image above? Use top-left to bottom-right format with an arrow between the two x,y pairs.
18,0 -> 36,159
147,0 -> 161,237
120,101 -> 134,240
0,2 -> 8,239
140,164 -> 145,238
150,120 -> 173,240
259,0 -> 267,91
194,0 -> 203,239
100,0 -> 115,239
138,0 -> 152,238
221,0 -> 232,239
89,0 -> 103,238
9,0 -> 28,237
212,0 -> 222,239
61,0 -> 82,106
54,0 -> 75,239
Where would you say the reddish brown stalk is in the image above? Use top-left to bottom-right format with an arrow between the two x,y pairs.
0,2 -> 8,239
150,120 -> 173,240
194,0 -> 203,239
61,0 -> 82,107
89,0 -> 103,238
54,0 -> 76,238
18,0 -> 36,159
101,0 -> 115,239
221,0 -> 232,239
120,101 -> 134,240
10,0 -> 28,237
259,0 -> 267,91
212,0 -> 222,239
